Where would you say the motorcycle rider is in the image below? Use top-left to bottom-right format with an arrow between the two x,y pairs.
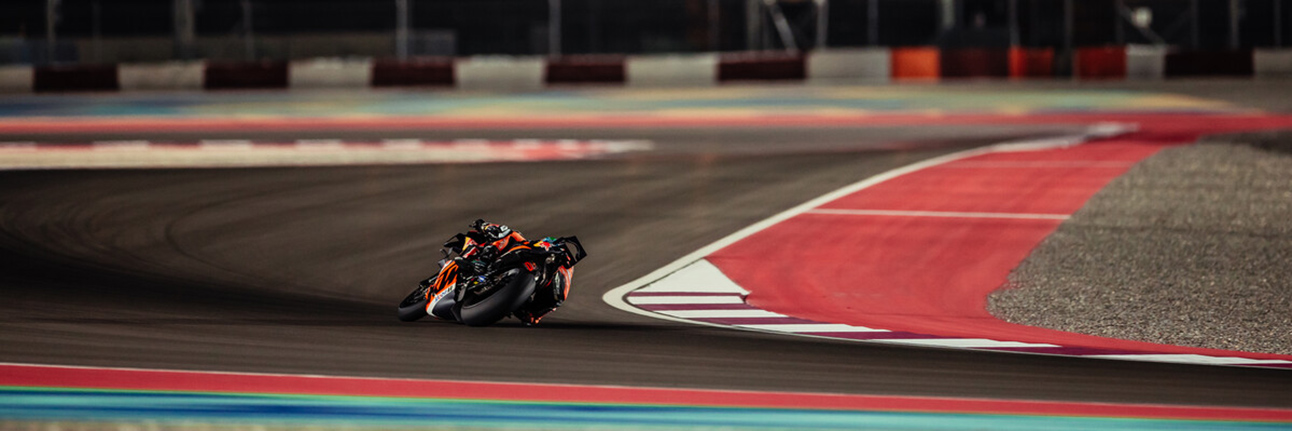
423,219 -> 568,325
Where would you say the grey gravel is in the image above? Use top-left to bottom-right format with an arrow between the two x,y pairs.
989,133 -> 1292,355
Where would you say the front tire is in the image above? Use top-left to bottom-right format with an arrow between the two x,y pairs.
396,284 -> 431,322
458,268 -> 537,327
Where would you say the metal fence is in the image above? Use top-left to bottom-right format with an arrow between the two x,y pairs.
0,0 -> 1288,65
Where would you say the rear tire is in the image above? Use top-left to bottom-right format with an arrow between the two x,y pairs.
396,284 -> 430,322
458,269 -> 537,327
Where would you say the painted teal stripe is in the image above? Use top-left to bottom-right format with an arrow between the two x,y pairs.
0,388 -> 1285,431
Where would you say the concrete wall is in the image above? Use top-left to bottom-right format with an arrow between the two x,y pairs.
1126,45 -> 1166,80
119,61 -> 205,91
5,47 -> 1286,94
807,48 -> 890,84
626,54 -> 718,87
456,56 -> 545,92
290,58 -> 373,89
0,65 -> 33,93
1255,49 -> 1292,78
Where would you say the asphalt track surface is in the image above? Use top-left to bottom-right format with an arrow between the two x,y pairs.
3,124 -> 1292,410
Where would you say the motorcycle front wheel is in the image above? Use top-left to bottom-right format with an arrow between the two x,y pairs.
396,284 -> 431,322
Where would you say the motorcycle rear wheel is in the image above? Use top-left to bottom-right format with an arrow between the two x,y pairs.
396,284 -> 431,322
458,268 -> 537,327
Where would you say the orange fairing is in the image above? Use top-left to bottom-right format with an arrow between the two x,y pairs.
492,232 -> 529,252
428,260 -> 459,299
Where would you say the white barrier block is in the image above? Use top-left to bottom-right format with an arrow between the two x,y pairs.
0,65 -> 34,93
119,62 -> 205,91
626,54 -> 718,87
456,56 -> 545,92
1255,49 -> 1292,78
1125,45 -> 1166,81
807,48 -> 890,84
289,58 -> 373,88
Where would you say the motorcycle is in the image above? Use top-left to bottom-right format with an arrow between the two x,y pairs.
396,232 -> 586,327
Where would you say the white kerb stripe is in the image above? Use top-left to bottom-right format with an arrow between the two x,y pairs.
0,142 -> 37,151
296,139 -> 345,149
1086,354 -> 1292,365
200,140 -> 254,149
381,139 -> 424,150
635,259 -> 749,294
807,209 -> 1070,220
453,139 -> 490,147
657,309 -> 786,319
94,140 -> 151,150
869,339 -> 1061,349
627,295 -> 745,305
736,323 -> 889,333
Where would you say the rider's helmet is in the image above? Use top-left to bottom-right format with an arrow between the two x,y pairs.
471,219 -> 512,241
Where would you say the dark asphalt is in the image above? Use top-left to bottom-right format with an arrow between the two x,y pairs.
2,126 -> 1292,409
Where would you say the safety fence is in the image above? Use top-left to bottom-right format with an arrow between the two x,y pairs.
1,46 -> 1290,93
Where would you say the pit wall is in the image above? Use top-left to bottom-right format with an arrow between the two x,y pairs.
2,46 -> 1290,93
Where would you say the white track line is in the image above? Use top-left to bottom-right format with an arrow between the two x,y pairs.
93,140 -> 150,151
295,139 -> 345,150
199,139 -> 255,150
627,296 -> 746,305
1085,354 -> 1292,366
945,161 -> 1138,168
381,139 -> 425,150
868,339 -> 1061,349
806,209 -> 1070,220
656,309 -> 787,319
735,323 -> 889,333
0,142 -> 37,151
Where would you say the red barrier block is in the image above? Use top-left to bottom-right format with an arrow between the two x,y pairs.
940,48 -> 1009,78
1164,51 -> 1254,77
371,59 -> 454,87
890,47 -> 940,81
1075,46 -> 1127,79
1009,47 -> 1054,78
34,65 -> 119,92
546,56 -> 625,84
205,62 -> 288,90
717,53 -> 805,81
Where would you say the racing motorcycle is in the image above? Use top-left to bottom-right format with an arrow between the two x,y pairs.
396,232 -> 586,327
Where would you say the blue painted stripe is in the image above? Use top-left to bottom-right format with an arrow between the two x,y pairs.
0,388 -> 1286,430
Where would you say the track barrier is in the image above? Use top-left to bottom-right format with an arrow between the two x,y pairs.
1008,47 -> 1053,79
119,61 -> 205,91
34,64 -> 119,92
292,58 -> 376,89
1075,46 -> 1128,80
625,54 -> 719,87
890,47 -> 941,81
941,48 -> 1009,78
204,62 -> 289,90
1165,51 -> 1255,77
1,46 -> 1287,93
546,56 -> 626,85
370,58 -> 454,87
807,48 -> 890,83
717,52 -> 806,82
